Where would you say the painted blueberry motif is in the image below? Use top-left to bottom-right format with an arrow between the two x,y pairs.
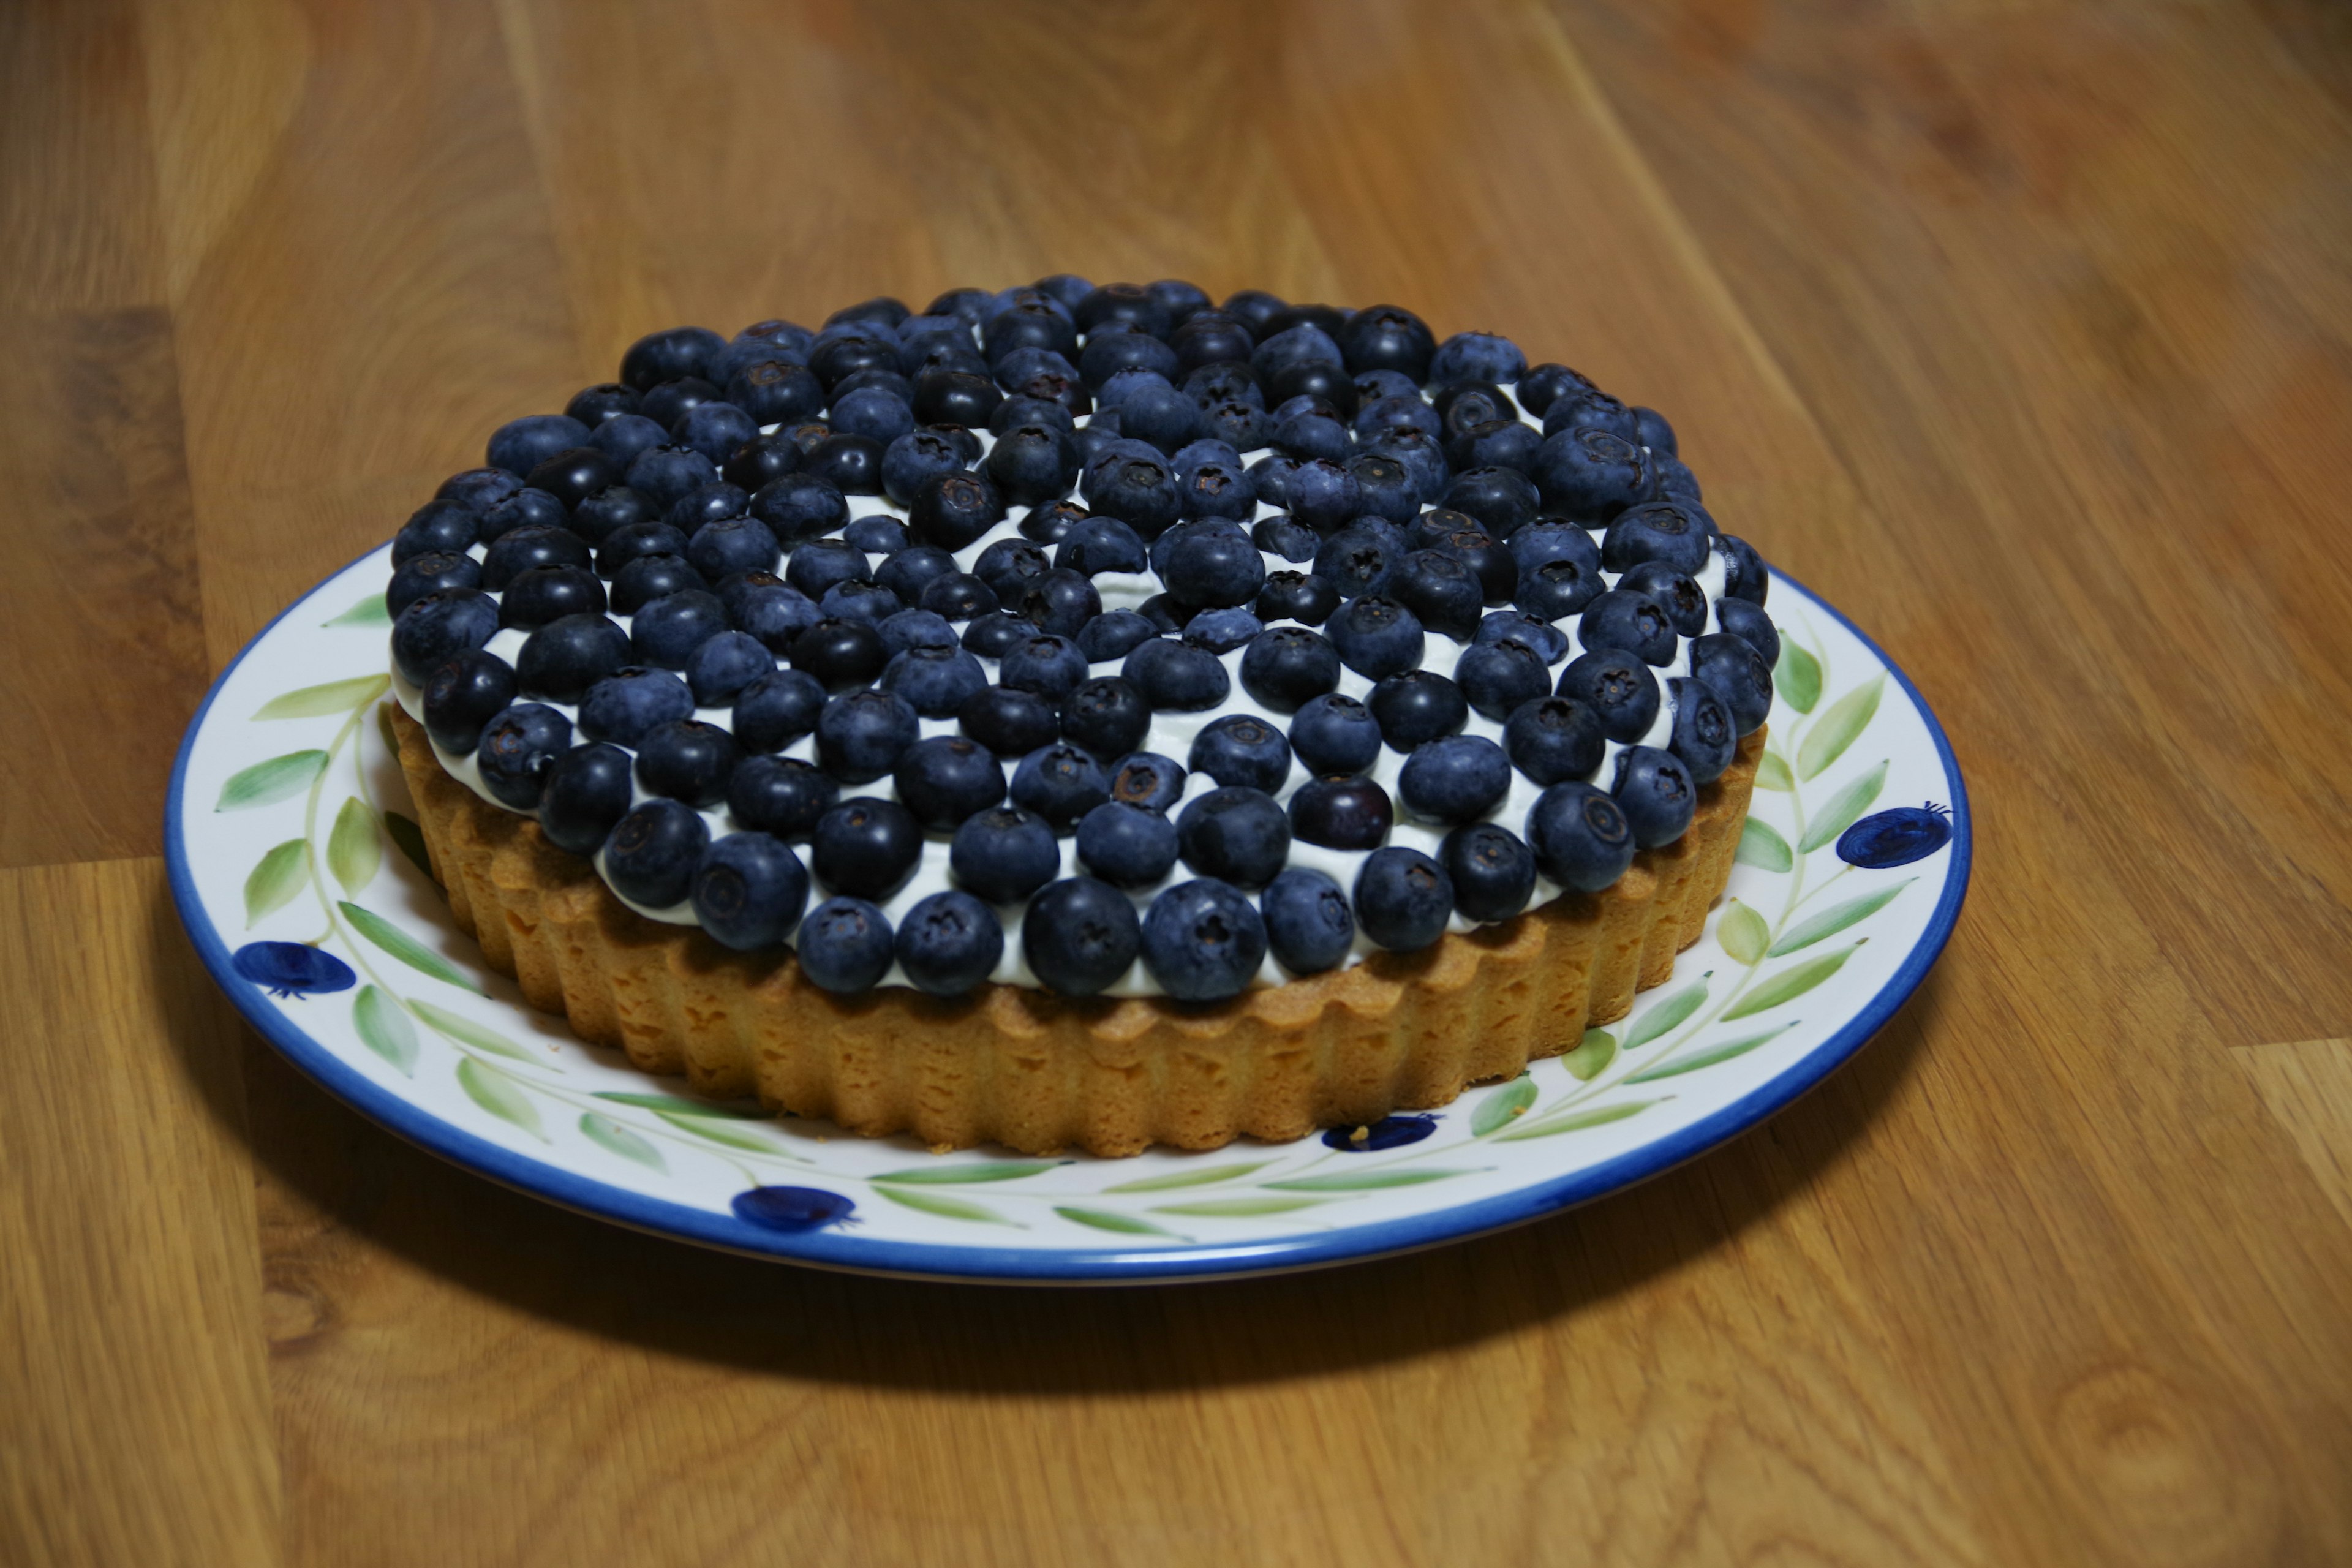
1836,804 -> 1953,869
232,941 -> 356,998
731,1185 -> 857,1232
1322,1113 -> 1440,1152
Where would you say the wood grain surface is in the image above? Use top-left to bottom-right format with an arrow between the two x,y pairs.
5,1 -> 2349,1563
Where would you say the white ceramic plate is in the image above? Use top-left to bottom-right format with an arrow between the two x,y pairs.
168,547 -> 1968,1283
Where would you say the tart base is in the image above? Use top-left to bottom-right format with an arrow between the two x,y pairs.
391,706 -> 1763,1156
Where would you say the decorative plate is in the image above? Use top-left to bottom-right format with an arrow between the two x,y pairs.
167,547 -> 1969,1284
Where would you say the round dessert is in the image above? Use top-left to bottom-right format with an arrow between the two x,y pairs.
385,281 -> 1773,1156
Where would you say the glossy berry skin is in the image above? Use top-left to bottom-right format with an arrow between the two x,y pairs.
620,326 -> 725,391
1509,558 -> 1602,624
488,413 -> 593,478
876,607 -> 956,656
477,703 -> 573,808
727,359 -> 826,425
748,471 -> 849,548
1556,649 -> 1662,744
627,588 -> 726,671
684,630 -> 777,706
913,369 -> 1001,429
1612,745 -> 1697,848
1453,638 -> 1551,722
685,516 -> 782,583
1508,518 -> 1601,577
1080,451 -> 1182,538
1716,533 -> 1770,605
393,501 -> 479,566
945,806 -> 1057,906
1060,676 -> 1152,760
1253,517 -> 1319,567
1524,782 -> 1636,893
1175,606 -> 1255,655
1532,428 -> 1651,524
918,572 -> 1000,624
1337,304 -> 1436,380
1256,569 -> 1339,628
1385,550 -> 1484,640
1121,638 -> 1231,711
892,891 -> 1004,997
783,538 -> 871,603
595,518 -> 689,578
1504,695 -> 1607,786
1019,497 -> 1088,545
1578,589 -> 1679,668
1325,596 -> 1427,683
590,415 -> 672,470
1353,846 -> 1454,952
731,668 -> 827,754
392,589 -> 500,685
1052,518 -> 1147,579
627,444 -> 722,511
1430,331 -> 1526,387
1287,693 -> 1382,776
497,564 -> 608,630
1427,529 -> 1518,606
1449,420 -> 1544,479
603,799 -> 711,908
1616,561 -> 1709,638
1398,734 -> 1512,826
1162,529 -> 1265,611
1023,877 -> 1143,997
1076,801 -> 1180,888
1313,523 -> 1403,603
1107,751 -> 1187,813
1177,786 -> 1291,890
478,525 -> 589,594
514,612 -> 630,703
437,466 -> 524,513
1442,824 -> 1539,923
540,742 -> 636,855
957,685 -> 1059,759
892,736 -> 1007,829
1476,609 -> 1569,666
1185,715 -> 1291,794
811,796 -> 923,902
1010,742 -> 1110,829
1287,775 -> 1394,851
1439,466 -> 1540,537
692,832 -> 810,951
728,755 -> 838,839
570,483 -> 655,545
1074,610 -> 1156,663
1714,598 -> 1781,671
1140,879 -> 1267,1001
633,718 -> 741,807
873,544 -> 957,608
1370,670 -> 1469,752
1515,363 -> 1598,418
1234,627 -> 1338,714
815,688 -> 919,784
1838,804 -> 1954,868
573,666 -> 690,747
1259,868 -> 1355,975
791,617 -> 889,691
1688,635 -> 1773,737
565,383 -> 641,429
877,644 -> 987,720
526,445 -> 621,510
1665,676 -> 1738,784
796,897 -> 897,994
1602,500 -> 1714,575
421,650 -> 517,754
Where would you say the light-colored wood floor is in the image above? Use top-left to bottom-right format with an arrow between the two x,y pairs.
6,1 -> 2350,1563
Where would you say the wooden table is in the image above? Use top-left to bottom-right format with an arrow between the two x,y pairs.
7,1 -> 2350,1562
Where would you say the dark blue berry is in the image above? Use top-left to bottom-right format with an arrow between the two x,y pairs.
1060,676 -> 1152,759
1140,880 -> 1267,1001
604,799 -> 710,908
627,443 -> 722,511
1439,466 -> 1539,537
1022,877 -> 1142,997
1283,454 -> 1359,526
1219,288 -> 1287,337
392,501 -> 479,566
802,431 -> 884,496
1688,632 -> 1774,734
391,589 -> 499,685
1540,388 -> 1640,443
1147,278 -> 1211,326
1345,452 -> 1420,525
1255,568 -> 1338,628
1365,430 -> 1450,503
498,564 -> 608,630
1185,714 -> 1290,793
1510,521 -> 1604,585
1515,363 -> 1598,418
1246,453 -> 1300,510
1556,648 -> 1661,744
1612,745 -> 1696,848
812,796 -> 922,900
634,718 -> 740,807
872,545 -> 955,609
1397,734 -> 1511,826
436,466 -> 523,513
596,518 -> 690,578
1716,533 -> 1769,605
1077,282 -> 1169,338
728,754 -> 837,839
1076,801 -> 1180,888
1170,312 -> 1253,375
631,589 -> 730,671
565,384 -> 641,429
1178,459 -> 1258,523
1080,450 -> 1181,538
1250,322 -> 1344,385
1013,568 -> 1100,639
1177,786 -> 1290,889
1369,669 -> 1468,751
421,650 -> 517,755
590,415 -> 672,470
1252,517 -> 1321,567
1442,824 -> 1536,922
1077,609 -> 1159,662
1010,742 -> 1110,828
1449,419 -> 1544,477
1182,606 -> 1261,654
674,400 -> 760,464
815,688 -> 918,784
1121,638 -> 1230,710
916,573 -> 998,624
1287,693 -> 1381,775
571,484 -> 655,545
1288,775 -> 1393,851
540,742 -> 635,855
488,413 -> 592,478
232,941 -> 355,998
685,630 -> 776,706
1259,869 -> 1354,974
748,472 -> 848,548
1079,327 -> 1179,390
1354,846 -> 1453,951
791,617 -> 889,691
722,575 -> 820,655
876,608 -> 957,657
1237,627 -> 1340,712
796,897 -> 896,993
1617,561 -> 1708,638
731,668 -> 827,754
1164,529 -> 1265,611
620,326 -> 725,391
948,806 -> 1058,905
780,538 -> 869,603
1532,427 -> 1651,524
901,470 -> 1000,552
891,734 -> 1005,829
526,445 -> 621,511
1714,598 -> 1781,671
994,634 -> 1084,706
1453,638 -> 1551,721
1051,517 -> 1145,578
1476,609 -> 1569,665
959,685 -> 1060,758
1107,751 -> 1187,813
1504,695 -> 1606,786
1430,331 -> 1525,386
1385,549 -> 1484,640
1665,676 -> 1738,785
1337,304 -> 1435,379
693,832 -> 810,951
1515,556 -> 1607,622
871,644 -> 981,721
1313,522 -> 1403,601
1354,393 -> 1442,445
1602,500 -> 1714,575
514,612 -> 629,702
890,890 -> 1003,997
726,358 -> 826,425
1578,589 -> 1679,668
578,666 -> 693,746
1326,595 -> 1425,681
684,516 -> 781,584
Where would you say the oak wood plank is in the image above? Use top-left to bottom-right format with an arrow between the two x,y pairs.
2233,1039 -> 2352,1235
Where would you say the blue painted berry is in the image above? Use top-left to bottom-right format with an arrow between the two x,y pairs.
1353,846 -> 1453,951
232,941 -> 356,998
603,799 -> 710,908
1556,649 -> 1661,744
892,736 -> 1006,829
1323,1114 -> 1438,1152
1838,804 -> 1954,868
1441,824 -> 1537,922
1076,801 -> 1180,888
514,612 -> 630,702
728,755 -> 838,839
1287,775 -> 1393,851
796,897 -> 896,993
1140,880 -> 1267,1001
1611,745 -> 1697,848
692,832 -> 810,950
540,742 -> 635,855
1177,786 -> 1291,889
1524,782 -> 1635,892
1022,877 -> 1143,997
731,1185 -> 854,1233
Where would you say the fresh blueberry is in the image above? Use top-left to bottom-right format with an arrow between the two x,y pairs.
1452,638 -> 1551,722
728,753 -> 837,839
1139,880 -> 1267,1001
478,489 -> 581,545
725,358 -> 826,425
1602,500 -> 1714,575
1136,594 -> 1186,633
800,432 -> 884,496
1079,326 -> 1180,390
1578,589 -> 1678,667
1254,569 -> 1338,629
1324,595 -> 1424,683
1182,606 -> 1261,654
1170,313 -> 1254,377
1515,363 -> 1599,418
782,538 -> 870,603
526,445 -> 622,511
1713,598 -> 1781,671
1288,775 -> 1393,851
956,685 -> 1058,760
1287,693 -> 1381,775
1440,466 -> 1540,536
1617,561 -> 1709,638
1556,648 -> 1661,744
1368,669 -> 1468,751
1353,846 -> 1453,951
540,742 -> 635,855
391,589 -> 500,685
387,552 -> 482,619
892,736 -> 1007,830
1515,557 -> 1605,622
1282,456 -> 1359,528
829,386 -> 914,449
488,413 -> 592,478
1013,567 -> 1100,639
673,400 -> 761,466
1250,322 -> 1344,386
886,891 -> 1002,997
992,633 -> 1082,706
815,688 -> 918,784
565,383 -> 641,430
790,617 -> 889,691
576,666 -> 693,746
1430,327 -> 1527,387
1503,695 -> 1606,786
1080,450 -> 1182,538
1312,522 -> 1403,601
976,422 -> 1074,506
591,415 -> 673,470
680,630 -> 772,706
940,809 -> 1058,916
1385,549 -> 1484,640
811,331 -> 899,391
1236,626 -> 1340,713
684,516 -> 782,585
1177,786 -> 1290,889
435,466 -> 523,514
731,668 -> 827,754
1106,752 -> 1186,813
603,798 -> 710,908
1397,734 -> 1511,825
620,326 -> 725,391
811,796 -> 922,901
1072,609 -> 1154,663
1338,304 -> 1436,380
1441,824 -> 1537,922
1338,454 -> 1413,527
627,443 -> 722,511
899,469 -> 1000,552
1540,388 -> 1640,443
872,545 -> 955,609
916,573 -> 998,624
1267,361 -> 1359,420
870,645 -> 982,721
1532,428 -> 1652,524
687,832 -> 810,951
723,577 -> 820,654
818,578 -> 902,629
1048,517 -> 1144,578
393,500 -> 479,566
1076,801 -> 1179,888
662,480 -> 750,535
778,420 -> 834,458
796,897 -> 895,993
498,564 -> 608,630
1187,360 -> 1265,409
1836,804 -> 1954,869
478,526 -> 589,595
514,612 -> 630,702
421,650 -> 518,755
745,471 -> 846,548
1448,419 -> 1544,477
1363,430 -> 1450,503
1010,742 -> 1110,828
1075,282 -> 1170,339
1689,634 -> 1774,736
1121,638 -> 1231,710
629,589 -> 728,671
1176,458 -> 1257,524
1354,393 -> 1442,446
1188,714 -> 1292,793
570,484 -> 655,545
633,718 -> 739,807
1257,865 -> 1357,977
1058,676 -> 1151,759
1716,533 -> 1769,605
1251,517 -> 1319,567
1218,289 -> 1287,337
913,369 -> 1002,429
1665,676 -> 1737,784
1612,745 -> 1696,848
1147,278 -> 1212,326
1022,877 -> 1142,996
1148,516 -> 1246,581
595,519 -> 688,579
1476,609 -> 1570,665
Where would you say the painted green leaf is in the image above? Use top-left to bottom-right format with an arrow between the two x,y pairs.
1755,750 -> 1795,793
1770,880 -> 1915,957
323,595 -> 391,628
1625,1025 -> 1794,1084
592,1090 -> 767,1119
1777,642 -> 1822,714
458,1058 -> 545,1141
1103,1161 -> 1273,1194
1722,942 -> 1864,1020
1561,1028 -> 1618,1082
1493,1099 -> 1658,1142
327,797 -> 380,895
383,812 -> 434,878
336,901 -> 483,993
877,1186 -> 1017,1225
351,985 -> 418,1076
654,1111 -> 788,1153
252,674 -> 389,720
873,1160 -> 1062,1185
216,750 -> 328,811
375,701 -> 401,756
243,839 -> 309,927
1152,1196 -> 1330,1218
1054,1206 -> 1182,1238
1262,1168 -> 1477,1192
1735,818 -> 1794,873
1624,973 -> 1710,1050
579,1112 -> 666,1172
1797,674 -> 1883,780
1718,900 -> 1770,966
1798,761 -> 1890,854
408,998 -> 537,1060
1471,1074 -> 1537,1136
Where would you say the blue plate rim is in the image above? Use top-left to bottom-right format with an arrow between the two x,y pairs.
165,548 -> 1970,1284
